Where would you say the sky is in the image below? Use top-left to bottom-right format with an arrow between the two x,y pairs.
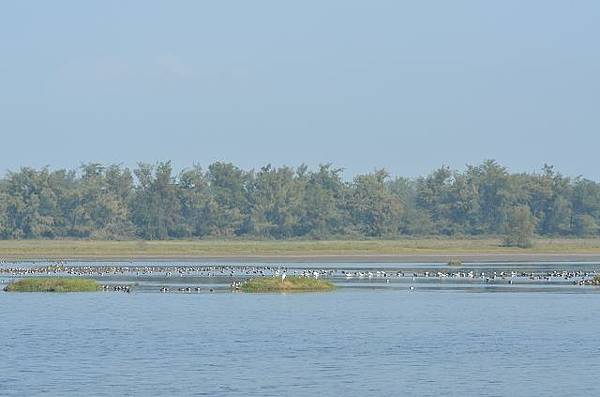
1,1 -> 599,180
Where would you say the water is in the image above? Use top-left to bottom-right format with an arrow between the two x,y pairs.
2,262 -> 600,396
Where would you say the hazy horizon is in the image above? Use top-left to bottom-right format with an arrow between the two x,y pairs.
2,1 -> 599,178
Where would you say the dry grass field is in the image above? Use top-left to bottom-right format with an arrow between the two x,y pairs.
1,238 -> 600,262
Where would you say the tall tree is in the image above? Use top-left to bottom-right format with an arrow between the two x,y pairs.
131,162 -> 181,239
202,162 -> 248,236
246,164 -> 303,238
348,170 -> 402,237
299,164 -> 348,238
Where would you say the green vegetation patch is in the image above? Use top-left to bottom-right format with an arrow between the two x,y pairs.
5,277 -> 99,292
241,276 -> 335,293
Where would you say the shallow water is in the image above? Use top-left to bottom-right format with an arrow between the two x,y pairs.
2,262 -> 600,396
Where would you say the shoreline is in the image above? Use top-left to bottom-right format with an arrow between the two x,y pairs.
2,239 -> 600,263
4,253 -> 600,263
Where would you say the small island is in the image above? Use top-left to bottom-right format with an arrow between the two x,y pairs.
4,278 -> 99,292
241,276 -> 336,293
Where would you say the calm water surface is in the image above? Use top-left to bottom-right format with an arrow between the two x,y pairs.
2,262 -> 600,396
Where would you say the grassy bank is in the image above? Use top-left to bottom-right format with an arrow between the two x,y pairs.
1,238 -> 600,261
241,276 -> 335,292
4,277 -> 99,292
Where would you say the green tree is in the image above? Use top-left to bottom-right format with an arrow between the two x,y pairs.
177,165 -> 211,237
572,178 -> 600,231
131,162 -> 181,239
572,214 -> 598,237
415,166 -> 454,234
2,168 -> 61,238
0,160 -> 599,240
348,170 -> 402,237
527,164 -> 572,235
202,162 -> 248,236
503,206 -> 536,248
246,165 -> 304,238
298,164 -> 348,238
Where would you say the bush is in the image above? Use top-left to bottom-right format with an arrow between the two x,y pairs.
5,278 -> 99,292
241,276 -> 335,292
573,214 -> 599,237
503,206 -> 536,248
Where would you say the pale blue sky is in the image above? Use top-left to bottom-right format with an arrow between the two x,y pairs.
1,1 -> 599,179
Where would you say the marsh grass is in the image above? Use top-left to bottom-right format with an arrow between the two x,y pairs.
5,278 -> 99,292
2,238 -> 600,260
241,276 -> 335,293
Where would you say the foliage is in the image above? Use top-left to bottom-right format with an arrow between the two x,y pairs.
241,276 -> 335,292
0,160 -> 599,241
572,214 -> 598,237
5,277 -> 99,292
348,170 -> 402,237
503,206 -> 536,248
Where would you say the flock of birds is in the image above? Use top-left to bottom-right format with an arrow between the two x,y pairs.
1,259 -> 599,293
341,269 -> 597,283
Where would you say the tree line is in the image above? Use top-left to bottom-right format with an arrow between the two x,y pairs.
0,160 -> 598,244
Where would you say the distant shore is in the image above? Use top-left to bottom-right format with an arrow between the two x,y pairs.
1,238 -> 600,263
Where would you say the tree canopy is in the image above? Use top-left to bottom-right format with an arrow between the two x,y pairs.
0,160 -> 598,241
